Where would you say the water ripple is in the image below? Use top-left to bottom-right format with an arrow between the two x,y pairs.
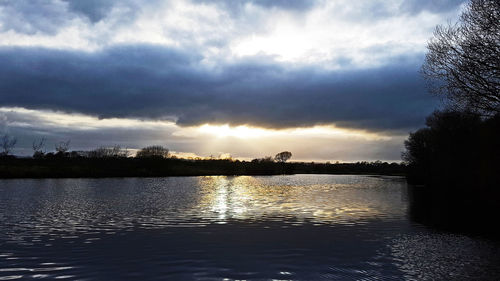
0,175 -> 498,280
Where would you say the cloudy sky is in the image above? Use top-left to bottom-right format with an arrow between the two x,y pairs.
0,0 -> 465,161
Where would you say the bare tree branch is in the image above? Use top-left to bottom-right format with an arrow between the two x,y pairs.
55,140 -> 71,154
422,0 -> 500,117
1,134 -> 17,156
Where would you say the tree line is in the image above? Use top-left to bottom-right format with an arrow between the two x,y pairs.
403,0 -> 499,235
0,139 -> 406,178
0,135 -> 296,164
404,0 -> 499,184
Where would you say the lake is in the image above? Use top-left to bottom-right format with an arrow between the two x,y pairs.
0,175 -> 499,280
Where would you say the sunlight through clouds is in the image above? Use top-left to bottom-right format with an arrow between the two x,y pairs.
185,124 -> 390,141
0,0 -> 466,161
0,107 -> 404,162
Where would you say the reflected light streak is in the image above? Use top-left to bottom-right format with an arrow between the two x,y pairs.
196,176 -> 383,224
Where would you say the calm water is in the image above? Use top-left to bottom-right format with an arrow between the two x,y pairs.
0,175 -> 499,280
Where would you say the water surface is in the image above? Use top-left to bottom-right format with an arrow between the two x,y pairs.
0,175 -> 498,280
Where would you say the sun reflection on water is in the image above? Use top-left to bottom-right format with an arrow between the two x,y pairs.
3,176 -> 498,280
196,175 -> 399,225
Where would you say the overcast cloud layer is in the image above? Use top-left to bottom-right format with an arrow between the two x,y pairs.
0,0 -> 466,159
1,45 -> 435,131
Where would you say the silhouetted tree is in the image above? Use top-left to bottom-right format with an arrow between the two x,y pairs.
275,151 -> 292,163
422,0 -> 500,116
402,110 -> 489,184
88,145 -> 129,158
403,110 -> 500,234
55,140 -> 71,154
32,137 -> 46,158
136,145 -> 169,158
251,156 -> 274,163
0,134 -> 17,156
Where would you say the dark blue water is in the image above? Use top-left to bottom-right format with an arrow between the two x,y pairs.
0,175 -> 499,280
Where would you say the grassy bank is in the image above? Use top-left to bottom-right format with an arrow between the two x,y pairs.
0,157 -> 405,178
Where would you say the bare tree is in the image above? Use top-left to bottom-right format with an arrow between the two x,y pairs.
274,151 -> 292,163
0,134 -> 17,156
88,145 -> 130,158
135,145 -> 169,158
422,0 -> 500,116
32,137 -> 46,158
55,140 -> 71,154
33,137 -> 45,152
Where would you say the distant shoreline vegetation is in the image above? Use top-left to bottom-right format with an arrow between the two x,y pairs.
0,146 -> 405,178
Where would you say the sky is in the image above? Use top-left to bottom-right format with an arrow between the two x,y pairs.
0,0 -> 466,162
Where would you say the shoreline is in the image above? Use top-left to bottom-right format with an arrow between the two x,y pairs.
0,172 -> 407,180
0,157 -> 406,179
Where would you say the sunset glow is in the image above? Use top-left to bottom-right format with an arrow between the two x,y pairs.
0,0 -> 464,161
197,124 -> 273,139
1,106 -> 404,162
195,123 -> 390,141
0,1 -> 497,280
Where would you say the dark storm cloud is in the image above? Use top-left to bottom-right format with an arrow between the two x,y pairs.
0,45 -> 436,132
